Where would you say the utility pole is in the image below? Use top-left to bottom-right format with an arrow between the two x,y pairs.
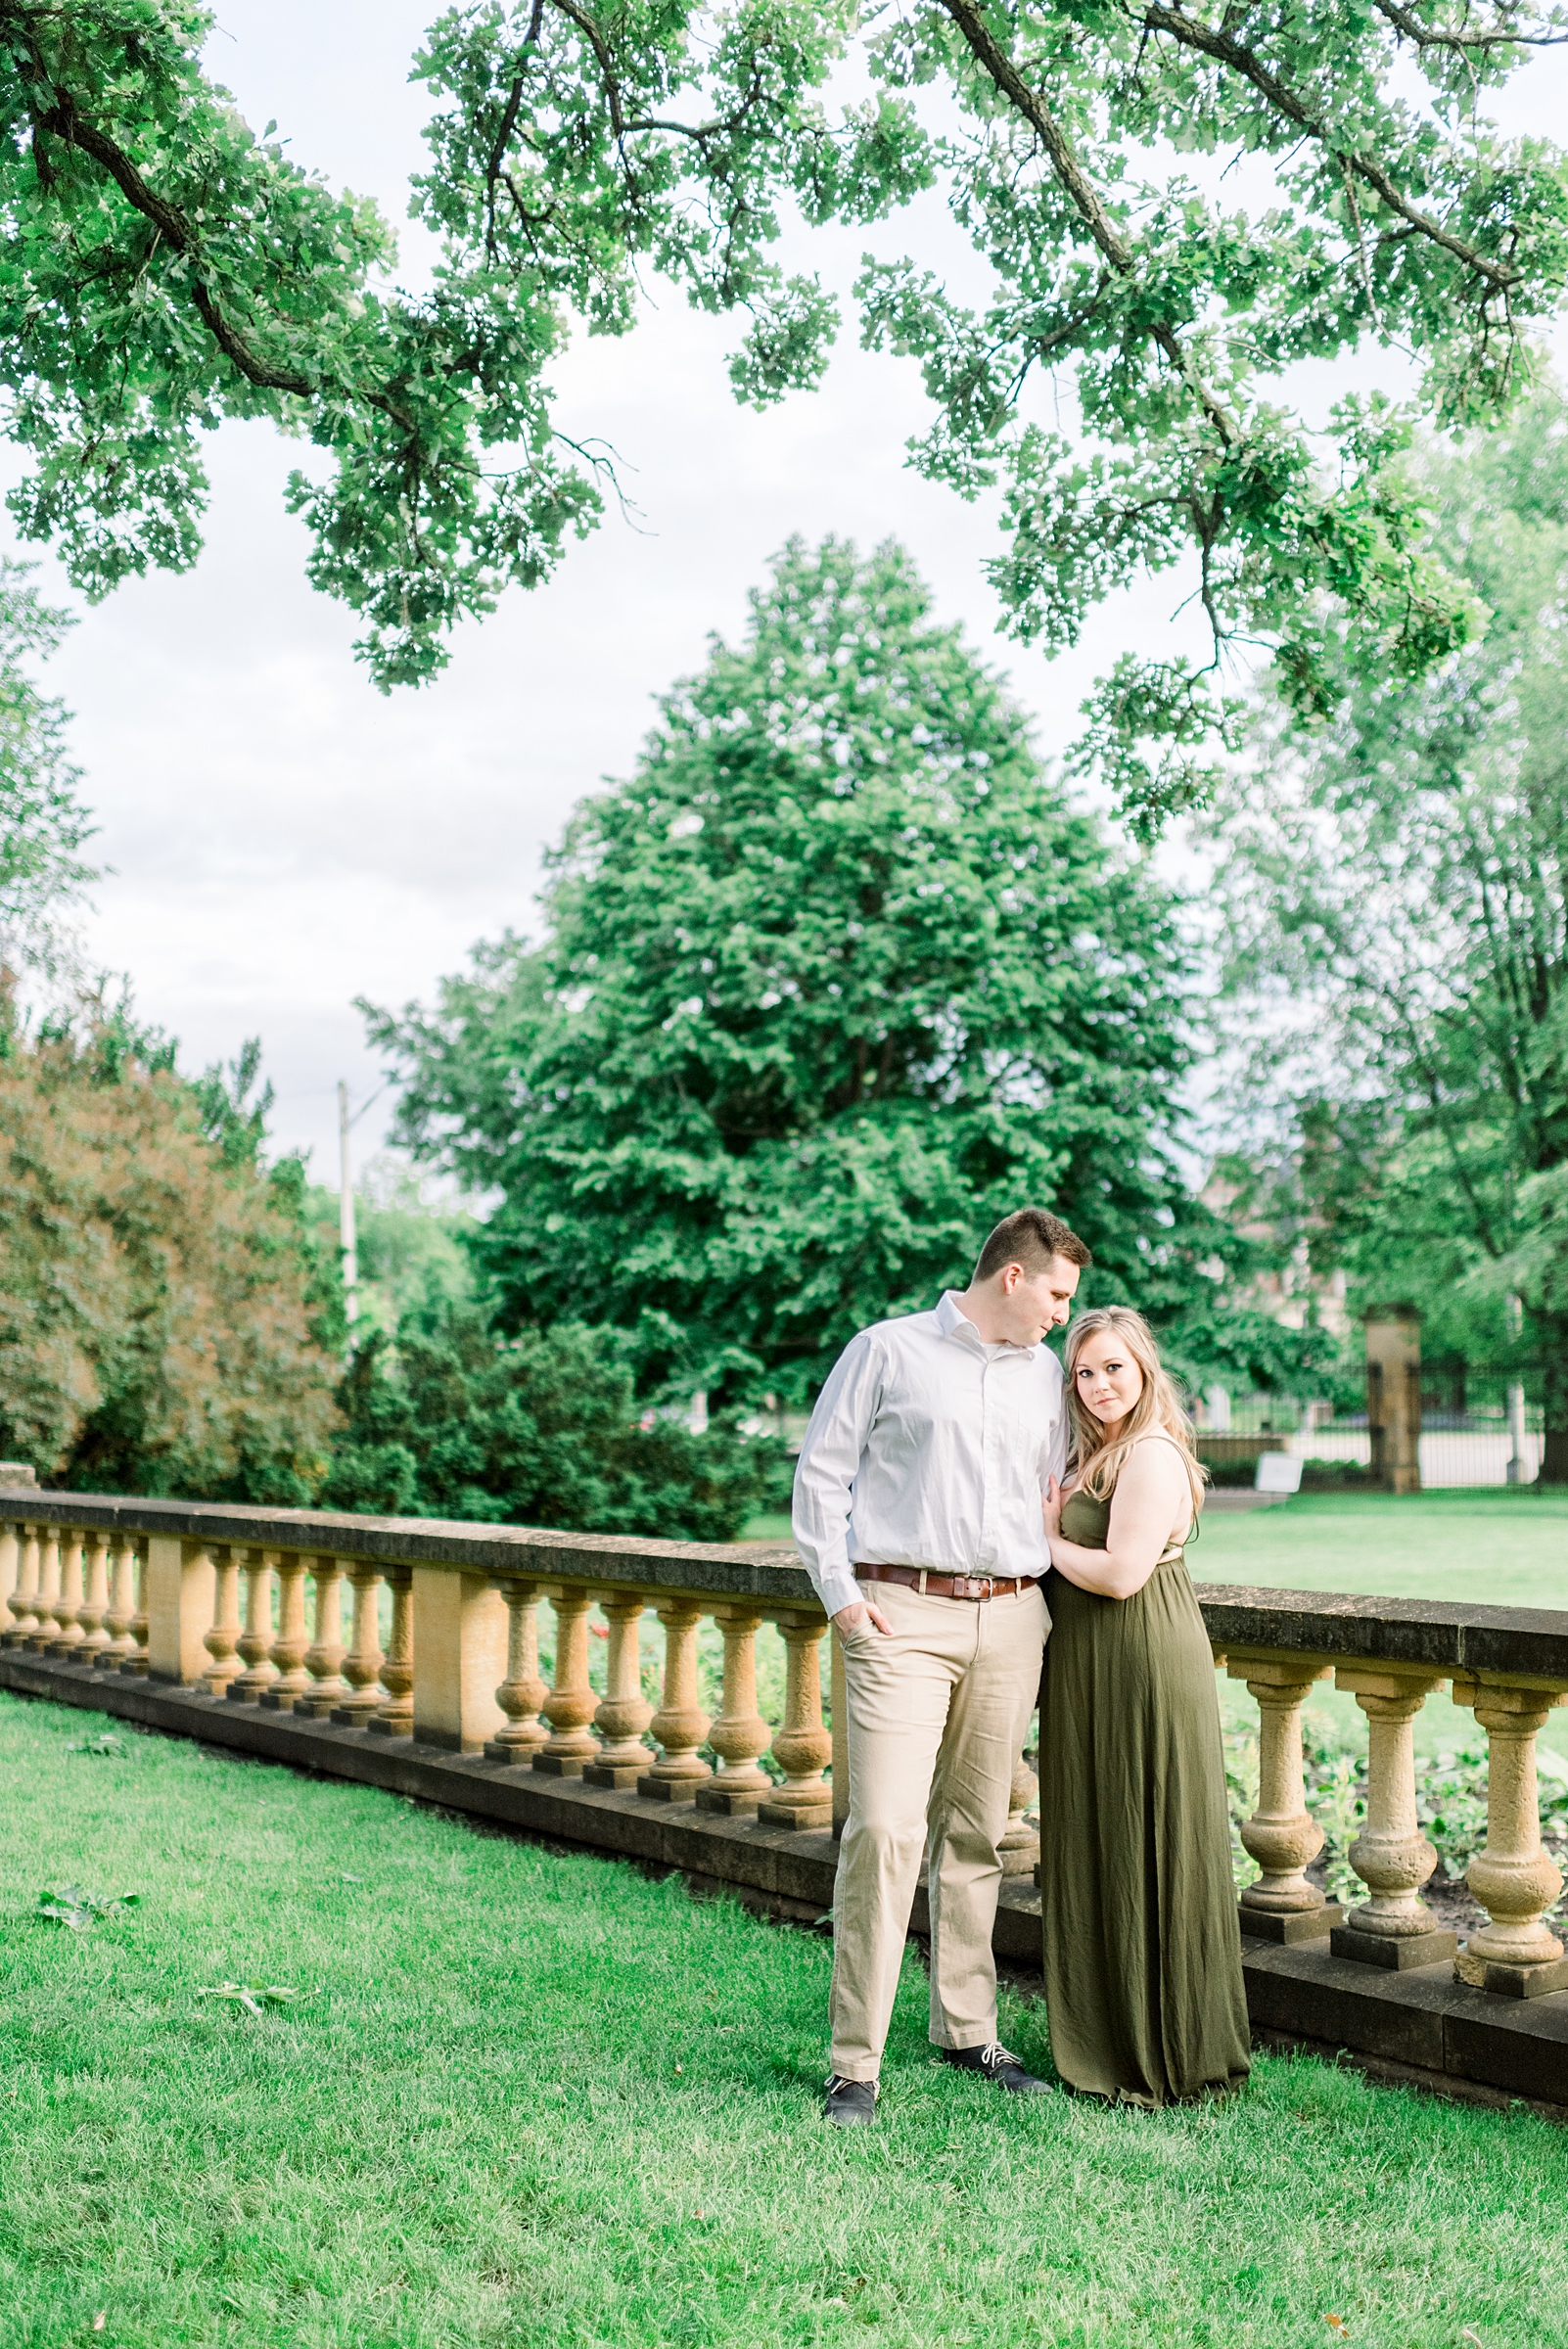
338,1079 -> 359,1358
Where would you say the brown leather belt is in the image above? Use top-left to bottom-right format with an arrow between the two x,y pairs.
855,1563 -> 1034,1602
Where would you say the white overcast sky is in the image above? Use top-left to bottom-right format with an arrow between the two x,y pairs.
14,4 -> 1568,1176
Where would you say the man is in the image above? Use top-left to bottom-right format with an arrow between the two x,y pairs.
793,1207 -> 1089,2125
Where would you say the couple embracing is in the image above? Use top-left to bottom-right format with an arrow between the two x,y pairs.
793,1206 -> 1250,2121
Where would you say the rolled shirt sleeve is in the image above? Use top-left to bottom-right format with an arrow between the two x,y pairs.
792,1332 -> 884,1620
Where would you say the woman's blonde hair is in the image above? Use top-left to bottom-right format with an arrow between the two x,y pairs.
1064,1306 -> 1207,1516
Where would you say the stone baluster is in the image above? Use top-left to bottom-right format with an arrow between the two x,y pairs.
295,1556 -> 348,1716
76,1531 -> 111,1661
1230,1657 -> 1340,1941
1451,1676 -> 1568,1998
697,1607 -> 773,1816
582,1589 -> 652,1786
996,1749 -> 1041,1878
48,1528 -> 87,1657
123,1540 -> 151,1675
28,1527 -> 63,1651
0,1521 -> 19,1641
228,1550 -> 278,1701
332,1565 -> 386,1725
201,1545 -> 243,1696
5,1523 -> 40,1645
100,1534 -> 138,1667
484,1577 -> 550,1763
638,1600 -> 713,1801
532,1586 -> 601,1775
368,1567 -> 415,1737
1330,1667 -> 1454,1967
758,1612 -> 833,1830
260,1551 -> 312,1710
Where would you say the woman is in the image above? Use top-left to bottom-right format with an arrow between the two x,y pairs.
1038,1306 -> 1250,2106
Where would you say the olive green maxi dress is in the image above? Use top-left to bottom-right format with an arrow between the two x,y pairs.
1040,1471 -> 1251,2107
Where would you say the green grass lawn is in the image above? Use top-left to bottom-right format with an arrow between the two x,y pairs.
3,1686 -> 1566,2349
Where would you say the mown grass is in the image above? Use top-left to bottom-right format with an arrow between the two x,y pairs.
3,1687 -> 1566,2349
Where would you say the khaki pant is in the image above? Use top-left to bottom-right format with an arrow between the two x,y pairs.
829,1576 -> 1048,2081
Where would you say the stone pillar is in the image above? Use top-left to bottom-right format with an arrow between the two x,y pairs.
332,1565 -> 386,1725
1451,1676 -> 1568,1997
411,1567 -> 507,1753
122,1541 -> 151,1675
0,1520 -> 21,1641
5,1524 -> 40,1645
368,1566 -> 415,1737
1329,1668 -> 1454,1967
200,1545 -> 243,1696
1230,1657 -> 1340,1941
484,1577 -> 550,1765
260,1552 -> 312,1710
1365,1306 -> 1421,1496
77,1532 -> 111,1661
996,1749 -> 1041,1879
146,1537 -> 216,1685
295,1556 -> 348,1716
759,1613 -> 833,1830
532,1587 -> 602,1775
228,1550 -> 278,1701
638,1600 -> 713,1801
28,1527 -> 63,1651
101,1534 -> 139,1667
48,1529 -> 86,1656
582,1589 -> 653,1787
697,1606 -> 772,1816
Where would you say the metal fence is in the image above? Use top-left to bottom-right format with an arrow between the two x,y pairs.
1193,1366 -> 1547,1490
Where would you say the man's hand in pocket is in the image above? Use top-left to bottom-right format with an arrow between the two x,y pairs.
832,1600 -> 893,1636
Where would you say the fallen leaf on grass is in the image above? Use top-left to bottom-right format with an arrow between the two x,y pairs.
1462,2332 -> 1488,2349
197,1981 -> 297,2018
1323,2320 -> 1349,2338
92,2316 -> 106,2332
35,1886 -> 140,1931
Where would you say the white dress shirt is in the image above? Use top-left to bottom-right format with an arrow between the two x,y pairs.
791,1290 -> 1069,1619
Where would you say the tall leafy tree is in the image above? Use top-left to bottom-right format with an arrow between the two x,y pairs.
0,561 -> 94,977
367,535 -> 1202,1401
0,1014 -> 341,1497
1,4 -> 1564,822
1210,390 -> 1568,1475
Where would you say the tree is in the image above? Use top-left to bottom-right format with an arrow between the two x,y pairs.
1209,389 -> 1568,1475
367,534 -> 1205,1402
0,1012 -> 341,1497
3,4 -> 1565,822
320,1309 -> 775,1540
0,561 -> 95,976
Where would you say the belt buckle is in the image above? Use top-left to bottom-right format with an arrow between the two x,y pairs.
958,1574 -> 993,1602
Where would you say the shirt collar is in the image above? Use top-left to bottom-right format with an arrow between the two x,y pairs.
936,1289 -> 1041,1358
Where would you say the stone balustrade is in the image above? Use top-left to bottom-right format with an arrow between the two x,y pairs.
4,1492 -> 1568,2103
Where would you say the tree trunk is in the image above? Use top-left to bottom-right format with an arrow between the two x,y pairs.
1542,1332 -> 1568,1486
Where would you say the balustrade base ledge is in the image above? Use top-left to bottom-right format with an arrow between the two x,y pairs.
8,1648 -> 1568,2114
1331,1923 -> 1459,1971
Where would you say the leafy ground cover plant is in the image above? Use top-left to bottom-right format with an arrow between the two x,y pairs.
34,1883 -> 139,1931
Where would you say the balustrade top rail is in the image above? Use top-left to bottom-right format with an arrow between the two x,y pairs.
2,1486 -> 1566,1681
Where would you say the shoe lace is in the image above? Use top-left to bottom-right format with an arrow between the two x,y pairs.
826,2073 -> 876,2096
979,2042 -> 1021,2071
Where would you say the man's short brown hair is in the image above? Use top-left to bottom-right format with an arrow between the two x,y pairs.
974,1207 -> 1092,1283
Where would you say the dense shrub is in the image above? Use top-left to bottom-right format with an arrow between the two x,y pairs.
320,1306 -> 779,1542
